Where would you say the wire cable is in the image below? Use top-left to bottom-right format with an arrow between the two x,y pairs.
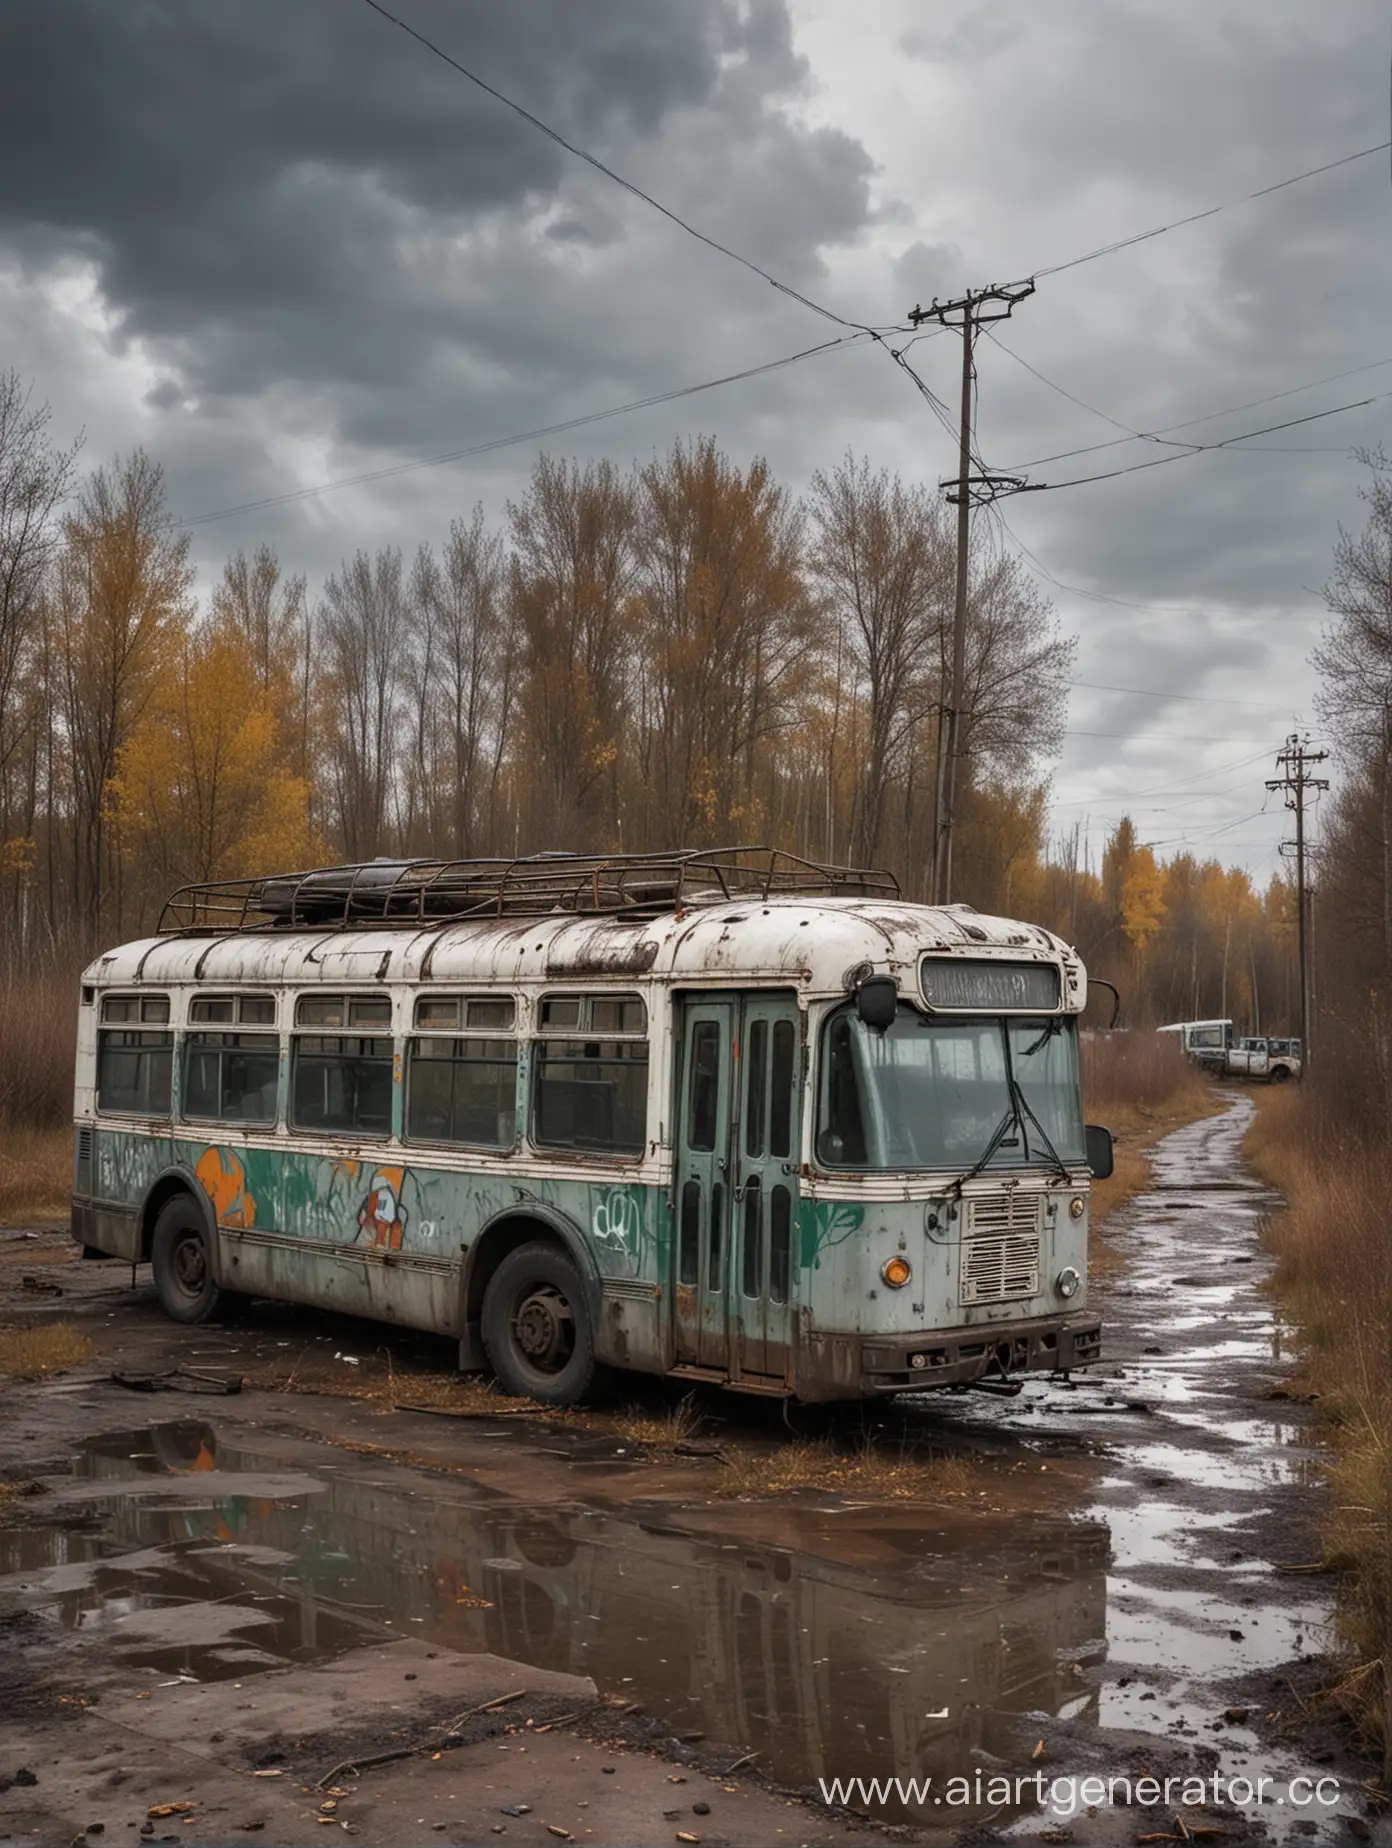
1031,139 -> 1392,279
360,0 -> 874,333
1069,677 -> 1308,712
178,332 -> 870,528
1027,390 -> 1392,494
998,356 -> 1392,473
984,330 -> 1150,440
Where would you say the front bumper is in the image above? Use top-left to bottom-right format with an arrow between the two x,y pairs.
797,1311 -> 1101,1400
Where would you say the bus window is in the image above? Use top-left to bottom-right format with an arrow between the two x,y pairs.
290,993 -> 393,1137
184,994 -> 279,1123
816,1011 -> 867,1165
406,993 -> 518,1147
533,992 -> 649,1156
97,993 -> 172,1115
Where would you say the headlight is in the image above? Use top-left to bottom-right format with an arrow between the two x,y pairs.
881,1256 -> 912,1289
1068,1196 -> 1085,1220
1056,1266 -> 1081,1299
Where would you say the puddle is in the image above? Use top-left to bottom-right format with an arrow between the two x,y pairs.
898,1096 -> 1347,1831
0,1097 -> 1355,1833
0,1419 -> 1112,1827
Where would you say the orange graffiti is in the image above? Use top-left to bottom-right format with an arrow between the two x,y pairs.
195,1147 -> 256,1229
358,1165 -> 408,1250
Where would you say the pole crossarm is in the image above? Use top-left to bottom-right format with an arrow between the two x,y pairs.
907,279 -> 1037,329
944,472 -> 1031,507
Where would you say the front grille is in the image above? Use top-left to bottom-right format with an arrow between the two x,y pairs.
960,1191 -> 1041,1304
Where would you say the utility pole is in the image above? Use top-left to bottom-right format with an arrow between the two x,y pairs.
907,280 -> 1034,904
1266,734 -> 1328,1064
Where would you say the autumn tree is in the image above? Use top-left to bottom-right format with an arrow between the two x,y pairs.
405,510 -> 514,858
0,373 -> 80,953
808,455 -> 949,866
111,631 -> 312,895
634,439 -> 814,846
317,547 -> 411,861
50,451 -> 194,933
508,457 -> 636,849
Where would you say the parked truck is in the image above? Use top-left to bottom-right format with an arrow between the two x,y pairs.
1156,1018 -> 1302,1083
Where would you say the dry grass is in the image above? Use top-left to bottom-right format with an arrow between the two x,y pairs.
0,1124 -> 72,1227
0,969 -> 79,1129
610,1391 -> 705,1450
716,1433 -> 978,1501
0,1321 -> 94,1379
1246,1082 -> 1392,1751
0,969 -> 79,1227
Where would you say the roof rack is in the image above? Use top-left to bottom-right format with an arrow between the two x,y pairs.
156,847 -> 902,936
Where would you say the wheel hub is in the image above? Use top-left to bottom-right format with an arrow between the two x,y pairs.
173,1234 -> 206,1295
512,1284 -> 574,1373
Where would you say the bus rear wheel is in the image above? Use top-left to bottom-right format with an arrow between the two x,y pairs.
481,1241 -> 599,1406
151,1196 -> 225,1325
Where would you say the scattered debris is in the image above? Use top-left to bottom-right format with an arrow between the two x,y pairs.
719,1752 -> 758,1776
316,1690 -> 527,1789
110,1366 -> 242,1395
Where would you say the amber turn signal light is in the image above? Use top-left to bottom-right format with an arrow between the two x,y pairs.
881,1256 -> 912,1289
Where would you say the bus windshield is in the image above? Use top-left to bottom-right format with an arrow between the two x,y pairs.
816,1003 -> 1086,1173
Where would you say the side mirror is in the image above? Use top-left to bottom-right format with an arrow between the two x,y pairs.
855,975 -> 898,1031
1085,1123 -> 1114,1181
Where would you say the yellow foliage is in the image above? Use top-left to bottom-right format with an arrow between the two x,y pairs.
111,631 -> 313,885
1121,846 -> 1166,952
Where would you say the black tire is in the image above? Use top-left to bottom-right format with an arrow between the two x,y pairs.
151,1195 -> 225,1324
1270,1065 -> 1292,1084
481,1240 -> 600,1406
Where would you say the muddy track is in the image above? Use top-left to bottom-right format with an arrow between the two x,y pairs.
0,1095 -> 1365,1845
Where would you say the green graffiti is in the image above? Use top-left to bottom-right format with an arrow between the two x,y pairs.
801,1199 -> 865,1270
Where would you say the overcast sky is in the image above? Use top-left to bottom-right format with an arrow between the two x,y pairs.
2,0 -> 1387,881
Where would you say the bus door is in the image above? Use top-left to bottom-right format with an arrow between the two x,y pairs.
673,993 -> 801,1384
731,994 -> 800,1384
673,999 -> 735,1369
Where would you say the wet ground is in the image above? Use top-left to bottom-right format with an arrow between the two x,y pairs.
0,1096 -> 1371,1845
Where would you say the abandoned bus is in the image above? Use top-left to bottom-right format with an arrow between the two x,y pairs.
71,850 -> 1111,1404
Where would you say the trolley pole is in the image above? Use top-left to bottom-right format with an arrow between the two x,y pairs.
907,280 -> 1035,904
1266,734 -> 1328,1064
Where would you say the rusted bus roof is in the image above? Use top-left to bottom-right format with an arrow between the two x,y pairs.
86,896 -> 1086,1007
156,848 -> 901,935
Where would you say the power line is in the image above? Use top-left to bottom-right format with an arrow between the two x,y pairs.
1050,746 -> 1279,805
359,0 -> 873,333
1061,726 -> 1290,744
998,353 -> 1392,473
1019,391 -> 1392,495
984,330 -> 1145,439
1069,676 -> 1307,712
178,332 -> 869,528
1031,138 -> 1392,280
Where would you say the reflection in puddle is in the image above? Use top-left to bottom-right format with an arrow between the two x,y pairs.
0,1421 -> 1109,1827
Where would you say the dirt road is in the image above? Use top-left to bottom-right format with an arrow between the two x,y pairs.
0,1096 -> 1365,1845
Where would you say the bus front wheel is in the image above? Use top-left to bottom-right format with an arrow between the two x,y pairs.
151,1196 -> 225,1325
481,1240 -> 599,1406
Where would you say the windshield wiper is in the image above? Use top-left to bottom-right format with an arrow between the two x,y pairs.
1010,1021 -> 1073,1182
950,1026 -> 1071,1195
951,1102 -> 1022,1198
1010,1079 -> 1072,1183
